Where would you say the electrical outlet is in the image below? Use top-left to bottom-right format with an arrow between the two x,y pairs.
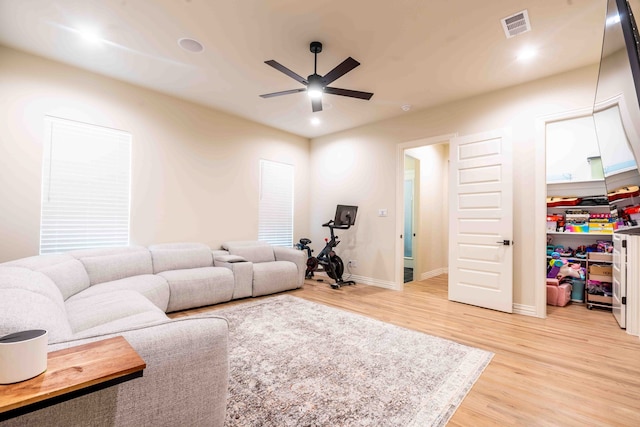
349,260 -> 358,268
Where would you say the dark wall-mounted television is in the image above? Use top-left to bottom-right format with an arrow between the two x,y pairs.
593,0 -> 640,234
617,0 -> 640,103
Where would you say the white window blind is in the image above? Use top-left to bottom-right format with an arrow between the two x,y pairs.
258,159 -> 293,247
40,117 -> 132,254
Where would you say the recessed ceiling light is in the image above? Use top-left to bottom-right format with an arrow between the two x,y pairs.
311,117 -> 321,125
178,38 -> 204,53
401,104 -> 411,112
517,46 -> 537,62
77,26 -> 102,44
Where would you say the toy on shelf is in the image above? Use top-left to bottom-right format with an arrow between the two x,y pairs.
559,262 -> 585,281
547,252 -> 564,279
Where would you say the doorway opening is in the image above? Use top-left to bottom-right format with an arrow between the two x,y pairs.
404,155 -> 416,283
398,139 -> 451,286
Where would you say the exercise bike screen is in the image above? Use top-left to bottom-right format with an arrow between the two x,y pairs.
334,205 -> 358,226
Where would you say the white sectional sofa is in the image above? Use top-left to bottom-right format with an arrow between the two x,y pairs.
0,241 -> 306,426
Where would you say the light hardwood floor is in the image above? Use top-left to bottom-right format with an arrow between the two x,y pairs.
174,275 -> 640,426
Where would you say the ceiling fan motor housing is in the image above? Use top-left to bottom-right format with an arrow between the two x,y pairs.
307,74 -> 323,87
310,41 -> 322,54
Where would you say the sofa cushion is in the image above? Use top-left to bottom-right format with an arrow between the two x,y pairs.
0,289 -> 74,344
2,254 -> 90,300
149,243 -> 213,274
71,311 -> 170,340
0,266 -> 65,309
157,267 -> 234,312
273,246 -> 307,288
68,274 -> 171,312
252,261 -> 299,296
227,245 -> 275,264
0,267 -> 73,343
66,290 -> 166,334
70,246 -> 153,286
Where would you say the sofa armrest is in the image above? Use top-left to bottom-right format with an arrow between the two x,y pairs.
3,316 -> 229,427
273,246 -> 307,288
214,256 -> 253,300
214,254 -> 246,264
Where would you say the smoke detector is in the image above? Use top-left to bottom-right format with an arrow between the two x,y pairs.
501,10 -> 531,39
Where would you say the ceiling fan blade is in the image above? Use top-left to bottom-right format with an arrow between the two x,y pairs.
324,86 -> 374,100
321,57 -> 360,86
311,98 -> 323,112
260,88 -> 306,98
264,60 -> 308,85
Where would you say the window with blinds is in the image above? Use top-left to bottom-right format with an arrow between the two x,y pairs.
40,117 -> 132,254
258,159 -> 294,247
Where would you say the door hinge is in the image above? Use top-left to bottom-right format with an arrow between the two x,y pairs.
622,240 -> 627,248
622,296 -> 627,305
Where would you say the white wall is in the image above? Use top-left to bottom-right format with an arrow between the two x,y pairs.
417,143 -> 449,277
310,64 -> 600,308
0,43 -> 603,310
0,46 -> 310,262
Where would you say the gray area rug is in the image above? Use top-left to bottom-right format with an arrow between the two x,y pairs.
217,295 -> 493,426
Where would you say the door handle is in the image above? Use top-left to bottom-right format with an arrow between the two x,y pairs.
496,240 -> 511,246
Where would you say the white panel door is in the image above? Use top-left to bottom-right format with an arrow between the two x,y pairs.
449,129 -> 513,312
613,233 -> 627,328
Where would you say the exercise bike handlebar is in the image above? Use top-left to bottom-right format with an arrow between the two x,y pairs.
322,219 -> 352,230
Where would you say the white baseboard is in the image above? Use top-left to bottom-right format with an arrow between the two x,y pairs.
420,268 -> 448,280
322,271 -> 542,317
347,274 -> 399,290
513,303 -> 537,317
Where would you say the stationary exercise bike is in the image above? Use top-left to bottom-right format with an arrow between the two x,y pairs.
296,205 -> 358,289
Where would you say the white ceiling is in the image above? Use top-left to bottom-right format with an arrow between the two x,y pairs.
0,0 -> 607,138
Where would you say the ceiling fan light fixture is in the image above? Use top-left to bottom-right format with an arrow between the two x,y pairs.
307,86 -> 323,99
307,75 -> 323,99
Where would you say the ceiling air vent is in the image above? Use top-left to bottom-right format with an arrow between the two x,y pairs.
501,10 -> 531,39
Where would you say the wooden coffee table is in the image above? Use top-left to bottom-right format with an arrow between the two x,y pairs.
0,336 -> 145,421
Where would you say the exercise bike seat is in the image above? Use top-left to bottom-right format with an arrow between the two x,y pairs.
299,238 -> 312,245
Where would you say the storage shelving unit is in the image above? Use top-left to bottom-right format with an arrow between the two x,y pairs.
547,203 -> 613,307
585,252 -> 613,309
